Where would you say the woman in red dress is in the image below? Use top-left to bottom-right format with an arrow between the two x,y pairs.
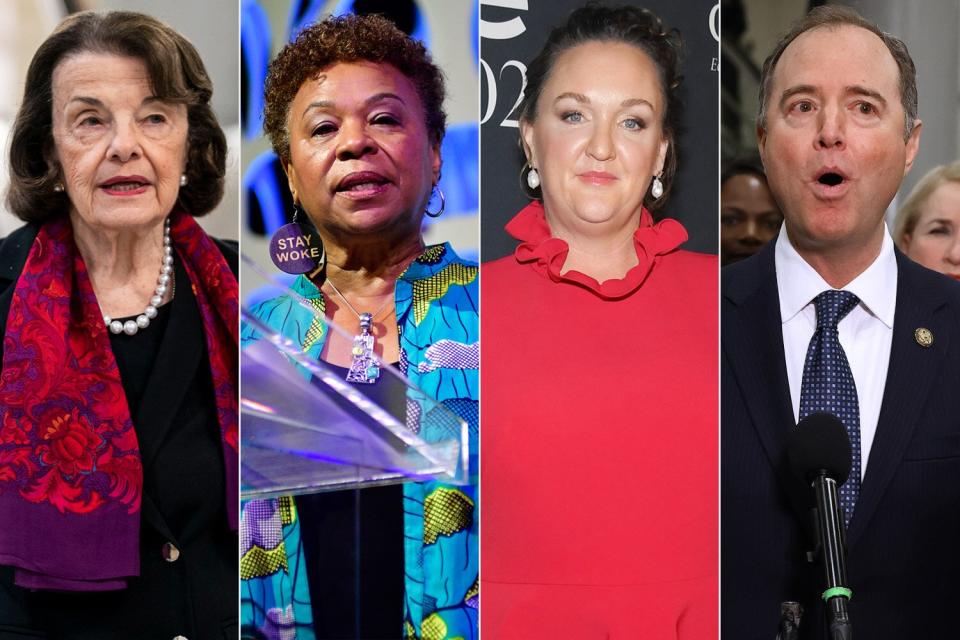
481,5 -> 717,638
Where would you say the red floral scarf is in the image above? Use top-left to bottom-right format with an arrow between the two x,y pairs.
0,211 -> 237,591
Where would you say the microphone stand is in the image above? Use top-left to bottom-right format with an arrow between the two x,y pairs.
812,473 -> 853,640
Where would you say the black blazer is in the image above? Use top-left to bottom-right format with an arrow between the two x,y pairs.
0,223 -> 239,640
721,239 -> 960,639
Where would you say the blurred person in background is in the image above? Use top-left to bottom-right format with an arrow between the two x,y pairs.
893,160 -> 960,281
721,154 -> 782,266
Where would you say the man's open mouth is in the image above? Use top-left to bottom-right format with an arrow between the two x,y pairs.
817,172 -> 844,187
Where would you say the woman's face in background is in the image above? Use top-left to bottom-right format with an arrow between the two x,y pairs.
521,41 -> 668,236
51,52 -> 188,231
284,61 -> 441,242
720,173 -> 783,266
903,181 -> 960,280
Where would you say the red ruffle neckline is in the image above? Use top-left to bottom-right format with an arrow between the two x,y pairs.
505,201 -> 688,300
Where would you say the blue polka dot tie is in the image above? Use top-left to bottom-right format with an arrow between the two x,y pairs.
799,290 -> 861,528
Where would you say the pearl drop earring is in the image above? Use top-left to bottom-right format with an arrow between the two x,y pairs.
651,174 -> 663,199
526,167 -> 541,190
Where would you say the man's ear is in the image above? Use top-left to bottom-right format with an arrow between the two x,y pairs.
756,122 -> 767,163
903,119 -> 923,176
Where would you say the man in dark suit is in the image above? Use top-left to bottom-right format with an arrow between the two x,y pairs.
722,6 -> 960,639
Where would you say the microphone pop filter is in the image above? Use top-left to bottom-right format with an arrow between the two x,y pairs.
787,412 -> 852,484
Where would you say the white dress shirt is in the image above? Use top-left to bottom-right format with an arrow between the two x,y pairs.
775,226 -> 897,481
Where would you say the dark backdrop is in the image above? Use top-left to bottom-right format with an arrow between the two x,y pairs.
480,0 -> 719,260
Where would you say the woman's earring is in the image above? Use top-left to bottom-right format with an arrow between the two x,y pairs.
425,187 -> 445,218
526,166 -> 541,190
180,174 -> 188,187
268,204 -> 325,274
53,182 -> 64,193
651,174 -> 664,199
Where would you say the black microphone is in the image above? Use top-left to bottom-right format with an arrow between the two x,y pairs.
787,412 -> 854,640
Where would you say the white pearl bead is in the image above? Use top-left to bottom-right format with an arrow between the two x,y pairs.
101,227 -> 172,336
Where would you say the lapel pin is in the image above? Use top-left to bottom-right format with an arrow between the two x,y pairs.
914,327 -> 933,348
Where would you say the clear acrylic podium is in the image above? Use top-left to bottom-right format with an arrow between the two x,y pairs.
240,257 -> 470,499
240,257 -> 473,639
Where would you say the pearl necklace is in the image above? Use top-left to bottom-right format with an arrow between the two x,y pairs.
103,217 -> 174,336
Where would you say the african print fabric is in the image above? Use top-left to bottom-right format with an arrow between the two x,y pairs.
240,243 -> 478,639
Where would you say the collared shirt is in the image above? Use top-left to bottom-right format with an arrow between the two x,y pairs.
775,225 -> 897,480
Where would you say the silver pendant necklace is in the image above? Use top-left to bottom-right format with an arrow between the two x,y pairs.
102,217 -> 174,336
325,277 -> 394,384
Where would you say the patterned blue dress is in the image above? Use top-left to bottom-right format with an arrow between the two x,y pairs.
240,244 -> 479,639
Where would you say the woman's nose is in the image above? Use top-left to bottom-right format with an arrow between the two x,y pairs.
945,232 -> 960,265
585,121 -> 615,161
106,119 -> 142,162
336,119 -> 377,160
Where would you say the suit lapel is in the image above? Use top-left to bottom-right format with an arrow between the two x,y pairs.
847,252 -> 950,545
723,243 -> 810,524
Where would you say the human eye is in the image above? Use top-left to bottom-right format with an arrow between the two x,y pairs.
144,113 -> 168,125
561,111 -> 584,124
854,100 -> 877,116
76,112 -> 104,127
927,224 -> 951,235
622,117 -> 647,131
789,100 -> 815,114
371,112 -> 401,126
720,212 -> 742,226
311,121 -> 337,137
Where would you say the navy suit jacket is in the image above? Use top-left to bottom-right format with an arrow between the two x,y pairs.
722,239 -> 960,639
